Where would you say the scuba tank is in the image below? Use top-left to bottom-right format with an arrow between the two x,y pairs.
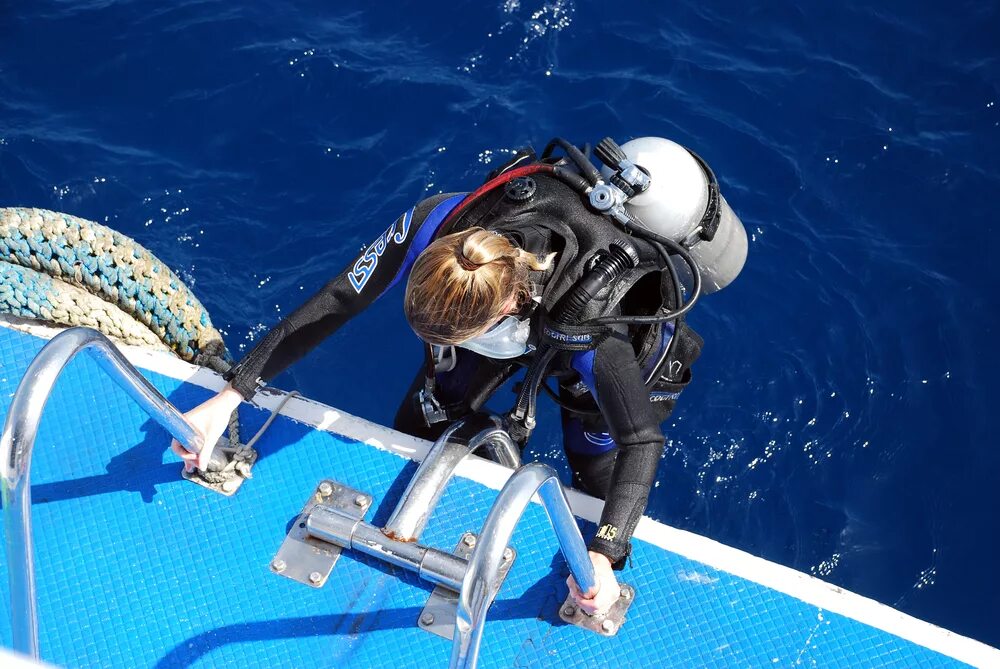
597,136 -> 748,293
505,135 -> 748,441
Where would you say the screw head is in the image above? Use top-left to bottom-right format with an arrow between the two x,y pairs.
271,559 -> 286,573
420,612 -> 435,626
562,605 -> 576,617
319,482 -> 333,496
502,548 -> 513,561
308,571 -> 323,584
462,534 -> 476,547
621,586 -> 631,601
354,494 -> 367,507
222,479 -> 239,493
601,619 -> 615,633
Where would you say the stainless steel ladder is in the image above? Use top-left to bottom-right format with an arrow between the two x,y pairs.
272,413 -> 633,669
0,327 -> 210,659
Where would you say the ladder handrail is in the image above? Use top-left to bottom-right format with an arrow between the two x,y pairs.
1,327 -> 207,659
451,462 -> 597,669
383,413 -> 521,543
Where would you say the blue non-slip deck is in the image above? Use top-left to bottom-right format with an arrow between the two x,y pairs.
0,326 -> 973,667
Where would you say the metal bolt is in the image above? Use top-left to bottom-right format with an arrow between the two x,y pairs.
502,548 -> 513,561
319,482 -> 333,496
308,571 -> 323,584
221,479 -> 239,493
354,494 -> 367,507
562,605 -> 576,617
601,619 -> 615,633
271,559 -> 286,573
463,534 -> 477,547
621,587 -> 631,601
420,612 -> 435,626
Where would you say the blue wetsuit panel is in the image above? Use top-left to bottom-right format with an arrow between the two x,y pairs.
382,193 -> 465,297
566,349 -> 611,455
562,415 -> 617,456
565,322 -> 675,456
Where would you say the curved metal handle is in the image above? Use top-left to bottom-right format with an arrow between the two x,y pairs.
1,327 -> 210,658
382,413 -> 520,543
451,462 -> 596,669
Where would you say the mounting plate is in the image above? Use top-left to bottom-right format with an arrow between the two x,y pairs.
417,532 -> 517,639
182,441 -> 258,496
558,582 -> 635,636
269,479 -> 372,588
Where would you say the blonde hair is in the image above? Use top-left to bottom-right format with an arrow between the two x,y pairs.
404,227 -> 555,345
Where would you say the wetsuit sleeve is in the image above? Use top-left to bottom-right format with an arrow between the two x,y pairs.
586,327 -> 666,566
223,193 -> 464,399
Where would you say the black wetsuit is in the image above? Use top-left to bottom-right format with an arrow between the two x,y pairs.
225,187 -> 699,567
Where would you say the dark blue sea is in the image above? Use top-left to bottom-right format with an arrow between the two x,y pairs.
2,0 -> 998,649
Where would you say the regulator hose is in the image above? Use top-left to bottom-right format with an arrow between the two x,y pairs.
586,228 -> 703,325
510,243 -> 638,433
541,137 -> 603,187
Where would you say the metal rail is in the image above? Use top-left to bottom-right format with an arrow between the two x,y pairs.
306,505 -> 470,591
451,462 -> 597,669
298,458 -> 596,669
297,413 -> 522,587
383,413 -> 520,542
0,327 -> 211,659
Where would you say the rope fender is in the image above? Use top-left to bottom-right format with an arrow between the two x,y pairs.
0,261 -> 171,351
0,207 -> 228,366
0,207 -> 241,453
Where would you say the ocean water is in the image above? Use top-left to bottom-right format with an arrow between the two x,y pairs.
1,0 -> 998,649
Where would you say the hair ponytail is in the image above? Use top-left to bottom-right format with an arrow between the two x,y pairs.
404,228 -> 554,345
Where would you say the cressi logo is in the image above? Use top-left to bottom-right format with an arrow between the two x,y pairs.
348,209 -> 413,293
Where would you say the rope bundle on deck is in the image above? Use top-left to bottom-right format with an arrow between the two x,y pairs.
0,207 -> 228,369
0,206 -> 240,449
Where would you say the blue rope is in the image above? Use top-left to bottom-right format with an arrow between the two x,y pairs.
0,207 -> 230,364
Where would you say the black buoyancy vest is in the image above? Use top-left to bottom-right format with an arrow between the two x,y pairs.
447,172 -> 666,323
437,165 -> 703,422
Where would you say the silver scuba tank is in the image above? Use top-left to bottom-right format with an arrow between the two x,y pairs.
600,136 -> 748,293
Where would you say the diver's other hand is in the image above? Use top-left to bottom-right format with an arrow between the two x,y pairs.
169,384 -> 243,472
566,551 -> 621,616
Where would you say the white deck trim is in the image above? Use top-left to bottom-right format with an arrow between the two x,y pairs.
4,318 -> 997,668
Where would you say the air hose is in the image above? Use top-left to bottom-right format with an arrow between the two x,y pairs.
587,229 -> 702,325
508,243 -> 638,437
541,137 -> 603,186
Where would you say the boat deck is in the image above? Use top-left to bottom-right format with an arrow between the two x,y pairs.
0,323 -> 993,668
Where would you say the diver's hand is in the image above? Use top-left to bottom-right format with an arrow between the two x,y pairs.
169,384 -> 243,472
566,551 -> 621,616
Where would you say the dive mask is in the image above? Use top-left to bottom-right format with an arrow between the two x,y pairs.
457,315 -> 532,359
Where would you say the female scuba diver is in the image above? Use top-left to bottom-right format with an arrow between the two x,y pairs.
170,136 -> 748,616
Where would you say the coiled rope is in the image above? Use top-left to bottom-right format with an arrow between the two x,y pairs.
0,207 -> 240,448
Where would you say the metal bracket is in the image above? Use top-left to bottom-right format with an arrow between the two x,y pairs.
417,532 -> 516,639
558,582 -> 635,636
182,439 -> 258,496
269,479 -> 372,588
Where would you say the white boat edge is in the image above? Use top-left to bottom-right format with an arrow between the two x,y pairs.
2,315 -> 996,669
